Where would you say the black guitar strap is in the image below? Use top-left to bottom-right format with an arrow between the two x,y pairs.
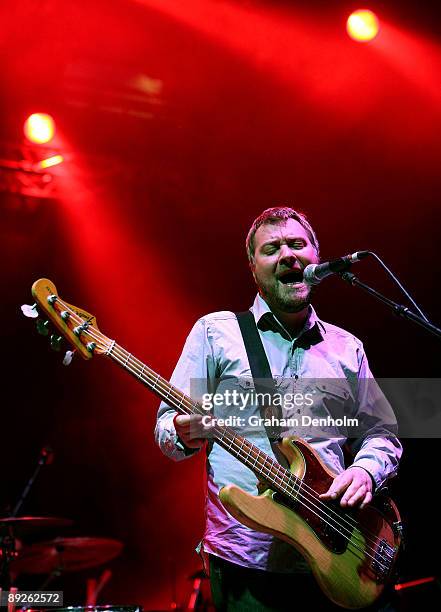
235,310 -> 289,468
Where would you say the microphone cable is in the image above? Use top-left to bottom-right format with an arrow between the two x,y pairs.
345,251 -> 431,324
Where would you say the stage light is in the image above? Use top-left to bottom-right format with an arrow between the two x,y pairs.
347,10 -> 380,42
38,154 -> 64,169
23,113 -> 56,144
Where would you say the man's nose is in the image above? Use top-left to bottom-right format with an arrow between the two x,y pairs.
278,244 -> 297,264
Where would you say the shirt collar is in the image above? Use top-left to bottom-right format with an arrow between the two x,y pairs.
250,293 -> 325,344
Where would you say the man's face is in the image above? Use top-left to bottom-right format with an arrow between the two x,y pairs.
251,218 -> 319,313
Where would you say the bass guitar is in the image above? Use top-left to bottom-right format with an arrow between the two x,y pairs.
26,278 -> 403,610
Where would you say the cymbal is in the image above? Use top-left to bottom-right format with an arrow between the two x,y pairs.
0,516 -> 73,532
11,537 -> 123,574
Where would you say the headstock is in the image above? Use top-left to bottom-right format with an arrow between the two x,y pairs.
23,279 -> 112,361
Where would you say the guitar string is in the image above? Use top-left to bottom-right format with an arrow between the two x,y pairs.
56,308 -> 392,571
102,343 -> 392,570
101,339 -> 388,556
88,339 -> 390,568
52,302 -> 392,569
106,344 -> 395,572
49,299 -> 393,569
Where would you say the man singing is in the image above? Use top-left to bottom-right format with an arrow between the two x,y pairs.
155,207 -> 402,611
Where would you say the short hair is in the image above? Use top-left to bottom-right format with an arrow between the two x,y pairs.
246,206 -> 320,264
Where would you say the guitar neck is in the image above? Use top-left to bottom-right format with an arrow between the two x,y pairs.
107,341 -> 296,494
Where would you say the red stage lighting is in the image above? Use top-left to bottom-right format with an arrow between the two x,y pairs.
38,154 -> 64,169
347,9 -> 380,42
23,113 -> 56,144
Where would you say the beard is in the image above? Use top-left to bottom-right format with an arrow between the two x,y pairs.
256,274 -> 314,314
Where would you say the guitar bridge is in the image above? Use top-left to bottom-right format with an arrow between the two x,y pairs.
372,539 -> 395,581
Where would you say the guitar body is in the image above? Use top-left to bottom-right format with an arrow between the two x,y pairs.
219,437 -> 402,610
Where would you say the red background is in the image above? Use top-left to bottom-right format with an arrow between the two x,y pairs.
1,1 -> 440,608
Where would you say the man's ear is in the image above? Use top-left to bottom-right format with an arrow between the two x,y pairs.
249,260 -> 257,283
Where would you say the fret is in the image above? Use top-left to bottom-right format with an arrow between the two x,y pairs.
272,461 -> 284,488
267,461 -> 280,487
283,472 -> 297,498
151,373 -> 160,390
259,454 -> 268,475
137,364 -> 147,381
106,340 -> 116,356
175,393 -> 186,412
222,431 -> 234,450
221,431 -> 242,457
123,352 -> 132,367
279,477 -> 291,495
283,473 -> 298,499
243,441 -> 253,465
236,439 -> 261,476
255,460 -> 266,478
262,457 -> 275,483
293,476 -> 302,498
190,401 -> 200,415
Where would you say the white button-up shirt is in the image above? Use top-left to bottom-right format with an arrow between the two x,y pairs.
155,294 -> 402,572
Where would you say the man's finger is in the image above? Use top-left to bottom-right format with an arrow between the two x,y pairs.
340,479 -> 365,504
320,473 -> 354,499
342,484 -> 366,507
359,491 -> 373,509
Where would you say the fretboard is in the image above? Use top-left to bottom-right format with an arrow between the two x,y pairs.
107,341 -> 300,498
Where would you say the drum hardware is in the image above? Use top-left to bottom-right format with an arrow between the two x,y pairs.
0,518 -> 75,588
11,537 -> 123,575
0,422 -> 123,600
186,569 -> 211,612
86,569 -> 112,606
12,446 -> 54,519
1,446 -> 57,587
0,517 -> 74,533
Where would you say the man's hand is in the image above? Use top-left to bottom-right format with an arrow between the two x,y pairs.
319,467 -> 373,509
174,414 -> 214,449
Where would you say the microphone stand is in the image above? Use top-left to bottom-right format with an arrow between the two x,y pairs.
340,272 -> 441,341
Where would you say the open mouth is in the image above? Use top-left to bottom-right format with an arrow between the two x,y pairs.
278,270 -> 304,284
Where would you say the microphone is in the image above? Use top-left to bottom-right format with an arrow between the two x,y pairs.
303,251 -> 369,285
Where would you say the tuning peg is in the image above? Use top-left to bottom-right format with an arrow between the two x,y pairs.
63,350 -> 75,366
50,334 -> 63,351
21,303 -> 39,318
36,319 -> 50,336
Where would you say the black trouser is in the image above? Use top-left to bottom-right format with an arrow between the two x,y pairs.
209,555 -> 398,612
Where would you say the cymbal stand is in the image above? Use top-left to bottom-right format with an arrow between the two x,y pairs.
0,528 -> 17,588
1,447 -> 54,587
12,447 -> 53,518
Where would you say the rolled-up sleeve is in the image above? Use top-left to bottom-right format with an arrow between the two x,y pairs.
349,348 -> 403,490
154,318 -> 216,461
